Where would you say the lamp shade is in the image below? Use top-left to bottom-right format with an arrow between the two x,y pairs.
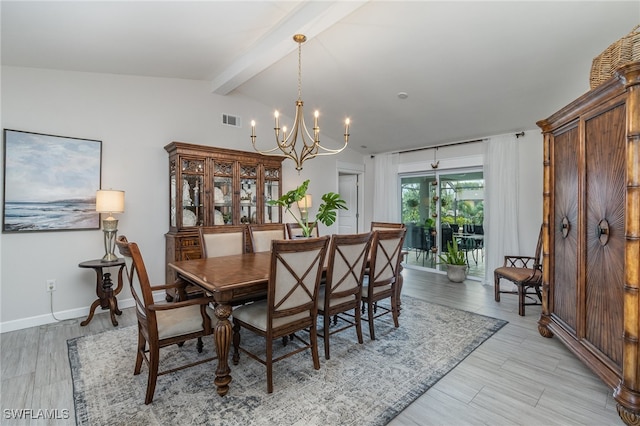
96,190 -> 125,214
297,194 -> 312,211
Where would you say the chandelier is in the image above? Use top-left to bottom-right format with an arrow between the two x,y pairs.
251,34 -> 350,172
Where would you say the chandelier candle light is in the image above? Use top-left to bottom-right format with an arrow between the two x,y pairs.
96,189 -> 125,262
251,34 -> 350,172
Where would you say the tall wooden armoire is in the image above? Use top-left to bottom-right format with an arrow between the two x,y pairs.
537,61 -> 640,425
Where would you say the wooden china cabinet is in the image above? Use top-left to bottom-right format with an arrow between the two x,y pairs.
536,61 -> 640,425
164,142 -> 283,300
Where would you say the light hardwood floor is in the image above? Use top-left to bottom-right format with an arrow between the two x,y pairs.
1,268 -> 622,425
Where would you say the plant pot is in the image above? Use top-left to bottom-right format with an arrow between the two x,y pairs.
445,264 -> 467,283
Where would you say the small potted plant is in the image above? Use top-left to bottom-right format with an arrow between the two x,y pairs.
437,238 -> 468,282
268,179 -> 347,237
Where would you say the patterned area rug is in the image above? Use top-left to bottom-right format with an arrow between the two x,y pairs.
68,297 -> 506,426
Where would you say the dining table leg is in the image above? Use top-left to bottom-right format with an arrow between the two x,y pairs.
213,302 -> 233,396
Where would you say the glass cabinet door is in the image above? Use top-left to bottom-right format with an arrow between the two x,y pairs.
264,167 -> 281,223
170,159 -> 177,228
213,161 -> 234,225
180,158 -> 204,227
239,164 -> 258,224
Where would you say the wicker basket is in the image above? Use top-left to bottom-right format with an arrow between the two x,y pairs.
590,25 -> 640,89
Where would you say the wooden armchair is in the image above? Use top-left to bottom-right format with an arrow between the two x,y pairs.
318,232 -> 372,359
494,226 -> 543,316
116,236 -> 215,404
361,228 -> 407,340
231,236 -> 330,393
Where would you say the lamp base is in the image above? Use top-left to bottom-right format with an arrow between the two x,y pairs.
102,252 -> 119,262
102,219 -> 118,261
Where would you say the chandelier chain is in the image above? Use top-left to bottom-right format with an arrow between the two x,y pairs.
298,40 -> 302,101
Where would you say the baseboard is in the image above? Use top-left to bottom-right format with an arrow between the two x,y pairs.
0,292 -> 166,333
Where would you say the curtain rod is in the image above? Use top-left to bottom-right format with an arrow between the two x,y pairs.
395,138 -> 486,155
374,131 -> 526,157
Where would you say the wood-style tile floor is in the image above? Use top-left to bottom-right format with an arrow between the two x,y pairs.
1,268 -> 621,425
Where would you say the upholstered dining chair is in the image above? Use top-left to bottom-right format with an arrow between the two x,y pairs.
286,221 -> 320,239
494,226 -> 543,316
115,236 -> 215,404
361,228 -> 407,340
317,232 -> 372,359
248,223 -> 287,252
176,226 -> 248,301
199,225 -> 246,258
231,236 -> 330,393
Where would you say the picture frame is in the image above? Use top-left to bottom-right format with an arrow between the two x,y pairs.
3,129 -> 102,232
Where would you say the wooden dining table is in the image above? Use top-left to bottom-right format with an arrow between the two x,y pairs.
168,252 -> 272,397
168,244 -> 407,397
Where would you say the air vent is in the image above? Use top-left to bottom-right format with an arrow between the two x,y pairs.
222,114 -> 241,128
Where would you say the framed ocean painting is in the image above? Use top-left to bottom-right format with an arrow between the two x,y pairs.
3,129 -> 102,232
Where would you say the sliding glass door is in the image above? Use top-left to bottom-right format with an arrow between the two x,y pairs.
400,169 -> 484,278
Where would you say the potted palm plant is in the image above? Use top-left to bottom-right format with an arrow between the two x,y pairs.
268,179 -> 347,237
438,238 -> 468,282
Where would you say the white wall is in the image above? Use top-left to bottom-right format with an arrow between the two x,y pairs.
0,66 -> 363,331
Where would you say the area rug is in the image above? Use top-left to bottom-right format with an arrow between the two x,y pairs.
68,297 -> 506,426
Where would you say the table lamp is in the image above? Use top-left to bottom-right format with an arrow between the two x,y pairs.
296,194 -> 312,222
96,189 -> 125,261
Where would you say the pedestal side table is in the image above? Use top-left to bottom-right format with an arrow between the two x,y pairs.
79,258 -> 125,326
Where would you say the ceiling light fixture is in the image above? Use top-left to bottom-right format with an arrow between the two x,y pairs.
250,34 -> 350,172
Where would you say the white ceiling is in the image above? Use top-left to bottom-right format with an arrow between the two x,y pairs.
2,1 -> 639,155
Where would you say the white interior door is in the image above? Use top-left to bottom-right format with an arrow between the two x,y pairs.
338,174 -> 358,234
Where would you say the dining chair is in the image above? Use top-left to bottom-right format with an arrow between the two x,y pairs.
370,221 -> 405,231
231,236 -> 330,393
361,228 -> 407,340
199,225 -> 246,258
286,221 -> 320,239
115,236 -> 215,404
248,223 -> 287,252
317,232 -> 372,359
180,226 -> 248,302
494,226 -> 543,316
200,225 -> 265,307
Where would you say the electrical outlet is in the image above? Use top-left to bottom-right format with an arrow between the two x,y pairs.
46,279 -> 56,292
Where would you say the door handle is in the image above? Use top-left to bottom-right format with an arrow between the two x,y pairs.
560,217 -> 570,238
596,219 -> 610,245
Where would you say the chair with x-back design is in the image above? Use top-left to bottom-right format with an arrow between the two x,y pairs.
361,228 -> 407,340
317,232 -> 373,359
231,236 -> 330,393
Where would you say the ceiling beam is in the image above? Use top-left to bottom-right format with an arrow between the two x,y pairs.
210,1 -> 368,95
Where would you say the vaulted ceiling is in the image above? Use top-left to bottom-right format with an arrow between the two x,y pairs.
2,1 -> 638,155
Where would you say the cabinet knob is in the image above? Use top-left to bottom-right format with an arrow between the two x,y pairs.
596,219 -> 610,245
560,217 -> 570,238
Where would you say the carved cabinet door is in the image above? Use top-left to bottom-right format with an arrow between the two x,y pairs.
552,124 -> 580,333
583,100 -> 626,371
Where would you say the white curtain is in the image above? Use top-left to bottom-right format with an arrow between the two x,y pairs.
372,152 -> 400,222
483,134 -> 520,285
